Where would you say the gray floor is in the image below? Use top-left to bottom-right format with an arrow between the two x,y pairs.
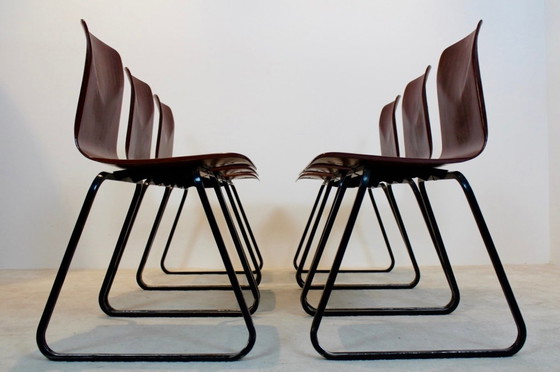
2,265 -> 559,371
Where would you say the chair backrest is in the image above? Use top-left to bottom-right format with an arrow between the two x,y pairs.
154,95 -> 175,158
402,66 -> 433,159
379,95 -> 401,157
74,20 -> 124,161
125,68 -> 154,160
437,20 -> 487,161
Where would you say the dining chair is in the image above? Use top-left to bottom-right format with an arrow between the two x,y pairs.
94,65 -> 260,318
133,93 -> 262,291
300,20 -> 526,359
294,96 -> 422,291
36,20 -> 258,362
299,66 -> 460,314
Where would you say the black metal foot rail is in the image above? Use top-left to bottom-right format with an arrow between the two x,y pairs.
300,172 -> 460,316
135,181 -> 262,292
295,179 -> 422,291
100,173 -> 260,317
307,170 -> 526,360
36,170 -> 257,361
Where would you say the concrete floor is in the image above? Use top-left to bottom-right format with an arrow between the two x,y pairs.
1,265 -> 559,371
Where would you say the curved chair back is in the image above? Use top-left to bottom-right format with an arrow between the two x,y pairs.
437,21 -> 487,161
125,68 -> 154,160
154,95 -> 175,159
402,66 -> 433,159
74,20 -> 124,161
379,96 -> 401,157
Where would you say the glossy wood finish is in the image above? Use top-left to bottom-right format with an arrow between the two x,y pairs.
154,95 -> 174,159
437,22 -> 487,161
74,20 -> 124,161
402,66 -> 432,159
298,96 -> 400,181
125,68 -> 154,160
75,23 -> 255,174
304,22 -> 486,173
379,95 -> 401,158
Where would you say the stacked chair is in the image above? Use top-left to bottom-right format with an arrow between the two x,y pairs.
298,69 -> 460,316
36,20 -> 260,361
296,21 -> 526,359
294,95 -> 427,292
133,93 -> 263,291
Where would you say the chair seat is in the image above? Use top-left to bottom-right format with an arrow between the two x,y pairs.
91,152 -> 256,171
301,151 -> 480,184
305,151 -> 454,169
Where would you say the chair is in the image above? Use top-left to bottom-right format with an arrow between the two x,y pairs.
134,94 -> 263,291
299,21 -> 526,359
294,96 -> 423,291
96,66 -> 260,317
99,69 -> 261,313
299,67 -> 460,315
37,20 -> 258,361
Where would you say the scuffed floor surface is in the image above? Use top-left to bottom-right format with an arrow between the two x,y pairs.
1,265 -> 559,372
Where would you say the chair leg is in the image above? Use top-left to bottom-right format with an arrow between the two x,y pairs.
98,182 -> 149,317
160,188 -> 188,274
101,172 -> 257,359
135,187 -> 233,289
211,178 -> 260,313
101,176 -> 259,316
309,171 -> 369,342
301,177 -> 462,317
295,182 -> 334,287
441,171 -> 525,354
300,177 -> 350,315
39,174 -> 251,361
37,172 -> 109,360
135,186 -> 173,289
223,181 -> 262,284
191,170 -> 257,357
308,171 -> 526,360
230,182 -> 264,270
367,187 -> 396,273
37,171 -> 256,361
415,179 -> 460,314
294,182 -> 328,270
297,182 -> 420,290
144,182 -> 261,288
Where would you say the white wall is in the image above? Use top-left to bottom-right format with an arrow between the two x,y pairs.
546,0 -> 560,265
0,0 -> 550,270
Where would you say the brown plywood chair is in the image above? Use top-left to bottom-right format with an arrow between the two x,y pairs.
37,20 -> 258,362
300,21 -> 525,359
294,95 -> 424,292
134,92 -> 262,291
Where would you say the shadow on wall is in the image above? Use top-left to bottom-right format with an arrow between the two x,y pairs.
0,88 -> 66,269
256,207 -> 302,269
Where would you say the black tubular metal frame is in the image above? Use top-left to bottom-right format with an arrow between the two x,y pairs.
299,172 -> 459,317
305,168 -> 526,359
100,175 -> 261,317
36,169 -> 257,361
135,180 -> 263,292
294,179 -> 423,291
